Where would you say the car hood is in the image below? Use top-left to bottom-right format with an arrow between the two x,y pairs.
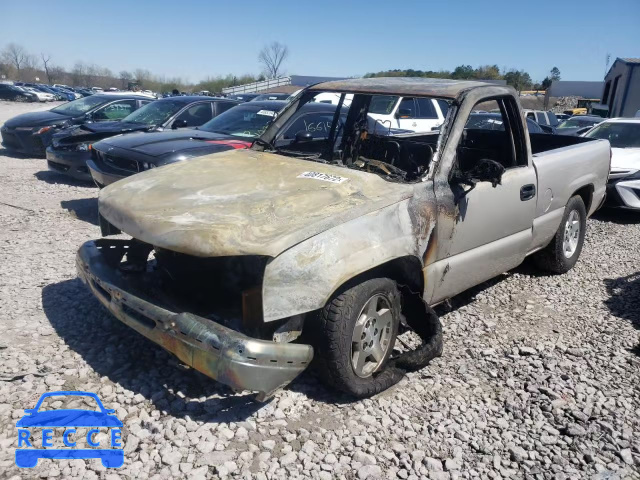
3,110 -> 71,128
16,410 -> 123,427
54,121 -> 149,145
98,129 -> 244,157
99,149 -> 413,257
610,147 -> 640,170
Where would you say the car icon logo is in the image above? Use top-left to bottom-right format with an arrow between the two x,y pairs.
15,391 -> 124,468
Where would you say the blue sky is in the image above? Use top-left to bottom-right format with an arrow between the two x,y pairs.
1,0 -> 639,83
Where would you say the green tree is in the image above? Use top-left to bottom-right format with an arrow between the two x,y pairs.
550,66 -> 561,81
504,69 -> 532,93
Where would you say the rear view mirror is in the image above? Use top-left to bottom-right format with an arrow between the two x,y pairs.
294,130 -> 313,143
172,119 -> 188,129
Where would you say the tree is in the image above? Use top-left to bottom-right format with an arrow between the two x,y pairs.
550,66 -> 561,81
451,65 -> 474,79
47,65 -> 65,84
71,62 -> 87,86
1,43 -> 28,80
541,76 -> 552,90
258,42 -> 289,78
41,52 -> 53,83
119,70 -> 133,90
504,69 -> 532,93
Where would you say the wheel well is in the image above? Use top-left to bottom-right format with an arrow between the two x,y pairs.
329,256 -> 425,300
572,184 -> 594,213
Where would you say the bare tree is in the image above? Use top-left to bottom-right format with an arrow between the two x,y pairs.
119,71 -> 133,90
1,43 -> 28,80
71,61 -> 87,86
133,68 -> 151,88
48,65 -> 65,84
41,52 -> 53,83
258,42 -> 289,79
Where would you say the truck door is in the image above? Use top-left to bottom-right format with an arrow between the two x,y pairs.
427,96 -> 537,304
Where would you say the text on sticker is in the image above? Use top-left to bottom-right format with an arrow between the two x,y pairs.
297,172 -> 348,184
257,110 -> 276,117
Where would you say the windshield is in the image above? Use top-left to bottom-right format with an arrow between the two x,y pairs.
585,122 -> 640,148
199,104 -> 279,137
51,95 -> 108,116
253,93 -> 290,101
557,117 -> 600,129
122,100 -> 185,125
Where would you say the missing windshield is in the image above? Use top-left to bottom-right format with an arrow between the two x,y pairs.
256,91 -> 448,183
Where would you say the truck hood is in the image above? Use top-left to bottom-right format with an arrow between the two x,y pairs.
610,147 -> 640,170
99,149 -> 413,257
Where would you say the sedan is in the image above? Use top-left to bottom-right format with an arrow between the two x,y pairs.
0,84 -> 37,102
47,96 -> 240,181
555,115 -> 603,136
584,118 -> 640,209
1,93 -> 153,156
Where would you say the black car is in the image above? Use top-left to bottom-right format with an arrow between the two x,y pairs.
46,96 -> 240,181
0,94 -> 153,157
555,115 -> 603,136
88,100 -> 346,188
467,112 -> 550,134
0,84 -> 37,102
226,93 -> 262,102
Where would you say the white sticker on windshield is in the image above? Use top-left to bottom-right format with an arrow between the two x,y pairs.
297,171 -> 348,184
257,110 -> 276,117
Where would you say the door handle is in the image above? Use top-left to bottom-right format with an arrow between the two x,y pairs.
520,184 -> 536,201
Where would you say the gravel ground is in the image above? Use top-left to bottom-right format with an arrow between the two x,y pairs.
0,101 -> 639,479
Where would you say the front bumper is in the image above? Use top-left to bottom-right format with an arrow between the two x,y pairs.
1,127 -> 48,157
607,178 -> 640,210
76,239 -> 313,398
46,146 -> 93,181
86,159 -> 128,188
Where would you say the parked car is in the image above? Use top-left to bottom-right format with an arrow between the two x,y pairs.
583,118 -> 640,209
0,84 -> 37,102
48,86 -> 76,101
523,110 -> 560,129
314,92 -> 450,133
22,86 -> 56,102
1,93 -> 153,156
555,115 -> 603,136
227,93 -> 262,102
78,78 -> 610,400
467,112 -> 550,134
88,99 -> 343,187
252,92 -> 292,101
47,96 -> 241,181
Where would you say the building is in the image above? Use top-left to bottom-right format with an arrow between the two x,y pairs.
546,80 -> 604,99
599,58 -> 640,118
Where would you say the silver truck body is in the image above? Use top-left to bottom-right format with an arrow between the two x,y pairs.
77,78 -> 610,397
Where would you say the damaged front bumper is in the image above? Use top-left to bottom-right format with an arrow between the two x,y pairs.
76,239 -> 314,399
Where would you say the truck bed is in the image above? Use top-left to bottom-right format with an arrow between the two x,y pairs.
529,132 -> 595,155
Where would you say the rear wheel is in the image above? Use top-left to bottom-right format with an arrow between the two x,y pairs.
15,95 -> 27,103
312,278 -> 401,398
533,195 -> 586,273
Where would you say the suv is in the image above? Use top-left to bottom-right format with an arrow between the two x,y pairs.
523,109 -> 560,129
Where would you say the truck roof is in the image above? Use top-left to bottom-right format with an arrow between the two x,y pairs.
309,77 -> 512,99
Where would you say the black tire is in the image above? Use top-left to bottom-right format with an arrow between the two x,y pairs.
311,278 -> 402,398
15,95 -> 27,103
533,195 -> 586,274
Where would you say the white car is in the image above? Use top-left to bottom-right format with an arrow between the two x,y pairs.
311,92 -> 448,134
20,87 -> 55,102
584,118 -> 640,209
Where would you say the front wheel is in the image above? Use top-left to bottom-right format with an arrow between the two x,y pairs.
532,195 -> 586,273
312,278 -> 401,398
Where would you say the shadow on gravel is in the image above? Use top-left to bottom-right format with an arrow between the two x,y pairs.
592,207 -> 640,225
34,170 -> 95,188
42,279 -> 270,422
0,147 -> 31,159
60,198 -> 99,226
603,272 -> 640,356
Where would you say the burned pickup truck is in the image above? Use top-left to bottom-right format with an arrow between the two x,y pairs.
77,78 -> 610,399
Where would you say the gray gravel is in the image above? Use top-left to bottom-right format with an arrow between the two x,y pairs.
0,102 -> 639,479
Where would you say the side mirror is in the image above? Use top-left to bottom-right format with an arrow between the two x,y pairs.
453,158 -> 505,189
294,130 -> 313,143
396,108 -> 412,118
84,112 -> 94,122
172,119 -> 188,129
539,124 -> 554,134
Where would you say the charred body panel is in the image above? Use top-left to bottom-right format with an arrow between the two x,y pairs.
76,239 -> 313,399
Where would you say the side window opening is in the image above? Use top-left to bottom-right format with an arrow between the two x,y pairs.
415,98 -> 438,119
175,103 -> 213,127
93,100 -> 137,121
457,98 -> 521,173
396,98 -> 417,118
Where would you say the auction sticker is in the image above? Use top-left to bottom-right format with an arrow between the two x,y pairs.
257,110 -> 276,117
297,171 -> 348,184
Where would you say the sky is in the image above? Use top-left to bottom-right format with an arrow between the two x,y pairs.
1,0 -> 639,84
